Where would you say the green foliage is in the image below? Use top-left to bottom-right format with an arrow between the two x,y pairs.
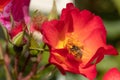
75,0 -> 120,20
0,24 -> 9,40
29,36 -> 41,55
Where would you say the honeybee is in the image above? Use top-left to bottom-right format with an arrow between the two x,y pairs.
70,45 -> 82,58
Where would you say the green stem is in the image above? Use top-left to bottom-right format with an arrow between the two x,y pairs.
4,65 -> 12,80
17,44 -> 46,80
21,54 -> 31,72
14,55 -> 19,78
29,48 -> 49,51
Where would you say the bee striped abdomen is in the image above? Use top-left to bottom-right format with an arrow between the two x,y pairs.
70,45 -> 82,58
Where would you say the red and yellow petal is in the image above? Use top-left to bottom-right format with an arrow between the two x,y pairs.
81,29 -> 106,66
82,28 -> 118,66
0,0 -> 10,12
49,49 -> 97,80
49,49 -> 80,73
61,3 -> 107,44
41,20 -> 71,49
41,20 -> 63,48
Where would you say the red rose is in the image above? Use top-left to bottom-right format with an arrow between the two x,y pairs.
41,3 -> 118,80
103,68 -> 120,80
9,23 -> 25,46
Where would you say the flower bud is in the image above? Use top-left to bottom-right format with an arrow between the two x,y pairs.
48,0 -> 58,20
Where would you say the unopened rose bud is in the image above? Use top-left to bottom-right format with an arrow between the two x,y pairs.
48,0 -> 58,20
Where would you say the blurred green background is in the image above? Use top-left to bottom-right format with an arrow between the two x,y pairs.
0,0 -> 120,80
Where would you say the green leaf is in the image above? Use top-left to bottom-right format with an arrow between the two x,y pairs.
29,36 -> 40,55
0,24 -> 9,40
30,36 -> 40,49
